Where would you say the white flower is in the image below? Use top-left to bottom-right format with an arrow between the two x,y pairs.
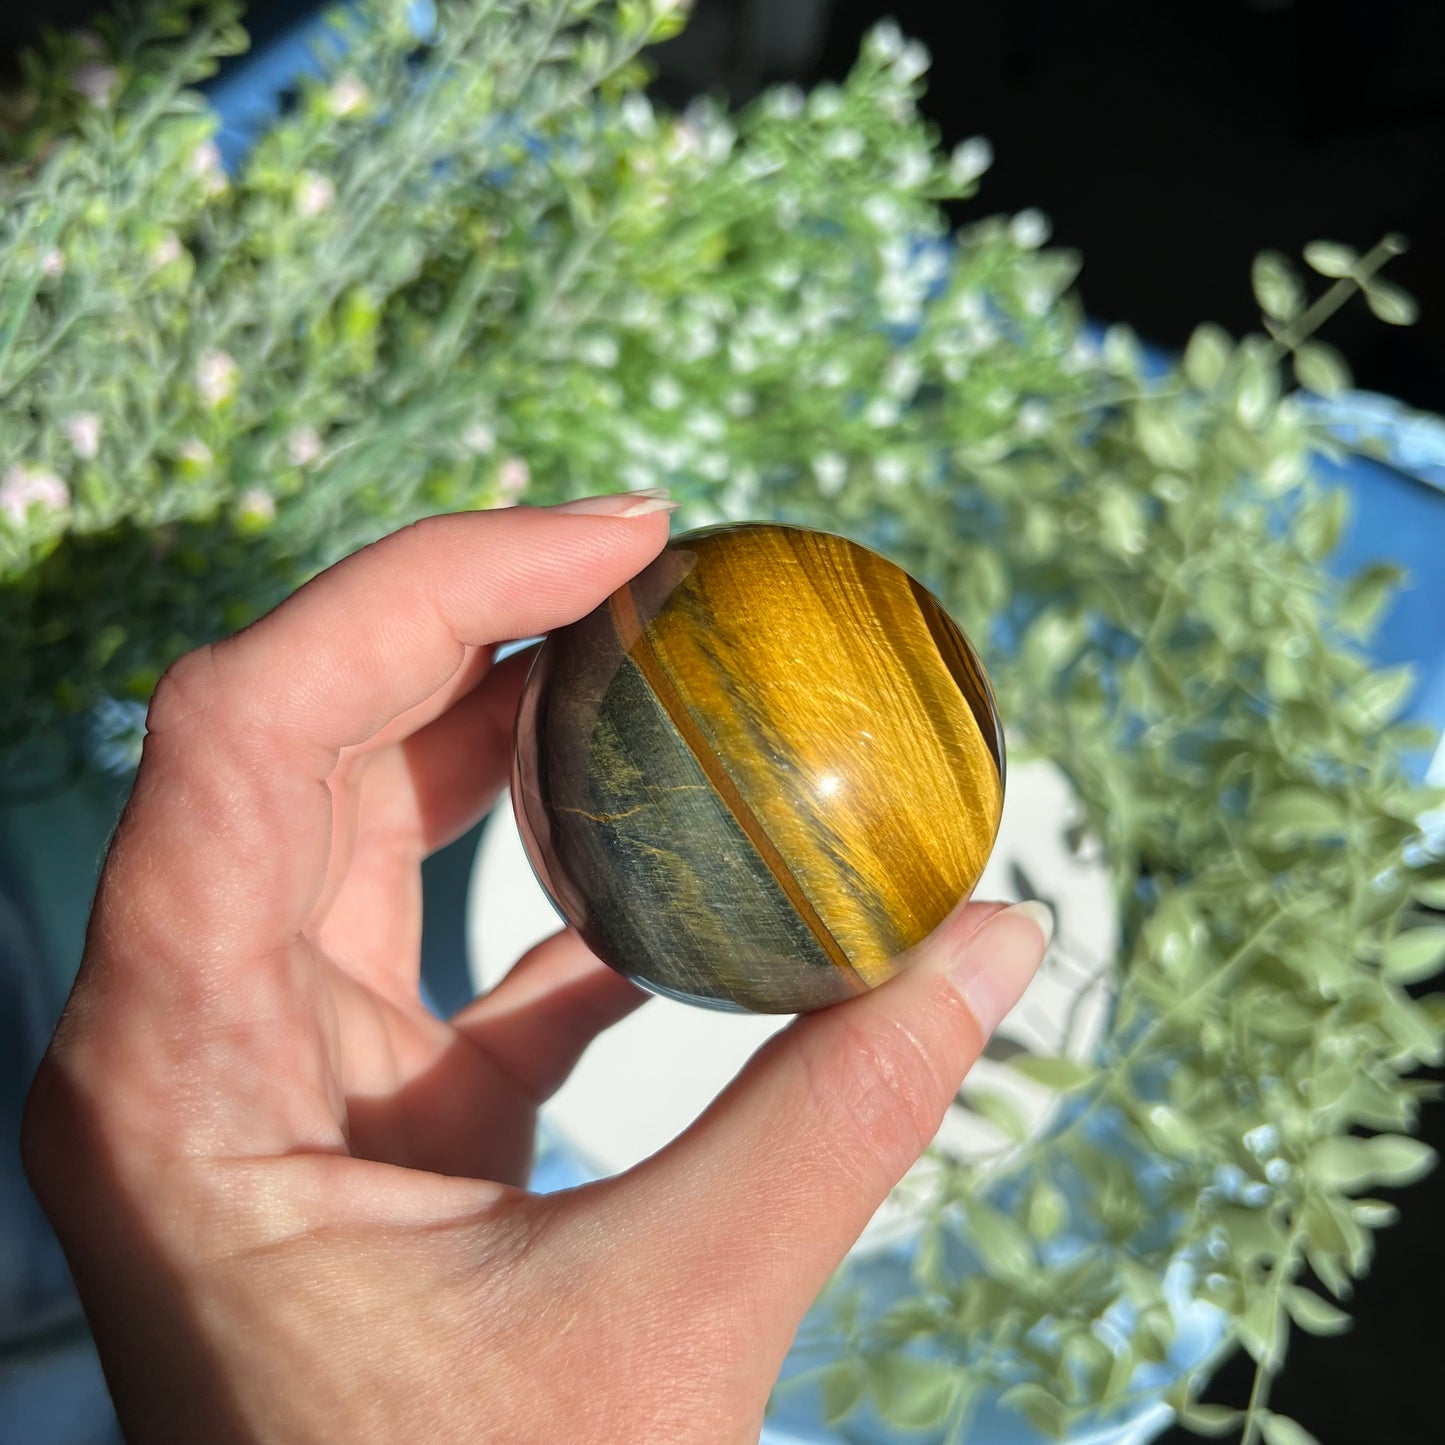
677,318 -> 718,361
150,234 -> 183,268
739,150 -> 783,182
882,355 -> 921,399
177,438 -> 214,468
196,350 -> 238,407
766,261 -> 801,291
1010,208 -> 1052,250
621,462 -> 656,491
774,190 -> 802,228
728,336 -> 759,374
687,410 -> 725,443
826,129 -> 864,162
72,63 -> 118,107
953,289 -> 986,323
1017,401 -> 1049,437
949,136 -> 993,187
679,101 -> 735,165
236,489 -> 276,523
808,86 -> 844,121
649,376 -> 684,410
765,85 -> 804,121
817,359 -> 849,388
40,248 -> 66,279
328,74 -> 369,117
1023,284 -> 1052,316
286,426 -> 322,467
725,389 -> 755,418
296,172 -> 336,218
894,40 -> 930,83
866,21 -> 904,61
0,466 -> 69,526
667,119 -> 701,159
578,334 -> 619,368
496,456 -> 530,500
189,141 -> 227,196
864,397 -> 900,428
875,454 -> 909,488
620,93 -> 655,136
863,194 -> 903,232
62,412 -> 101,459
892,147 -> 932,190
812,452 -> 847,496
462,423 -> 496,455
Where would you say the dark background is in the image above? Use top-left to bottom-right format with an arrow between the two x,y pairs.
5,1 -> 1444,1441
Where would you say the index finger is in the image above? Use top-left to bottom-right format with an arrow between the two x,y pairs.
97,499 -> 674,973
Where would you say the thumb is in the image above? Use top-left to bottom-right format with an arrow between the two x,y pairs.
607,900 -> 1049,1345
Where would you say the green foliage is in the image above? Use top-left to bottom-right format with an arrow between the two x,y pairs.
3,4 -> 1442,1442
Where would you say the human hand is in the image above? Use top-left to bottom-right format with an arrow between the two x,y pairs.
23,497 -> 1048,1445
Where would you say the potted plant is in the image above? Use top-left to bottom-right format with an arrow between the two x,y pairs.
2,4 -> 1441,1442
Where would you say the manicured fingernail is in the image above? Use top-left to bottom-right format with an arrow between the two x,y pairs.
947,900 -> 1051,1036
552,488 -> 678,518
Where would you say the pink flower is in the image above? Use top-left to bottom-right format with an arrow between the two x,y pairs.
286,426 -> 322,467
196,350 -> 238,406
328,75 -> 369,117
236,489 -> 276,524
62,412 -> 101,459
1,466 -> 70,526
496,456 -> 530,501
150,234 -> 183,268
295,173 -> 336,219
72,63 -> 118,107
189,141 -> 227,196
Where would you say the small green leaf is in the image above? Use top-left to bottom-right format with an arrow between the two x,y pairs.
820,1361 -> 864,1425
1252,787 -> 1347,842
1007,1054 -> 1096,1090
1308,1134 -> 1437,1191
1292,340 -> 1351,398
998,1381 -> 1067,1439
1302,240 -> 1357,278
1252,251 -> 1304,321
964,1198 -> 1034,1277
1351,1198 -> 1400,1229
1184,324 -> 1232,389
866,1353 -> 960,1430
964,1086 -> 1030,1142
1260,1411 -> 1323,1445
1174,1400 -> 1244,1437
1355,663 -> 1416,725
1237,1288 -> 1284,1366
1026,1181 -> 1069,1240
1363,278 -> 1419,326
1382,927 -> 1445,983
1411,876 -> 1445,910
1140,1103 -> 1202,1157
1234,345 -> 1280,428
1338,563 -> 1404,639
1294,487 -> 1349,562
1284,1284 -> 1352,1336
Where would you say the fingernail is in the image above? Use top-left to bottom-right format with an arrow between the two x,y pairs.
946,900 -> 1051,1036
552,488 -> 678,518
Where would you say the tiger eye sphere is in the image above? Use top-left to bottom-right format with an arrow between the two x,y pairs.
511,522 -> 1005,1013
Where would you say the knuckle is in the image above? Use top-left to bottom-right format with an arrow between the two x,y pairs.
146,643 -> 225,737
800,1005 -> 957,1187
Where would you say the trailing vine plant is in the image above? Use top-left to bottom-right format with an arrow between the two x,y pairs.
1,4 -> 1440,1440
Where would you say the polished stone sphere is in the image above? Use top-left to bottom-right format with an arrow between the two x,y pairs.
511,522 -> 1005,1013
